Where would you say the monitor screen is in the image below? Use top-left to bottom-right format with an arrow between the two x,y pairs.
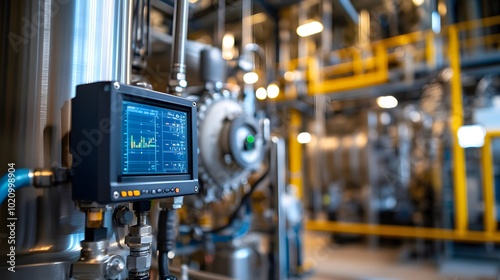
122,100 -> 189,175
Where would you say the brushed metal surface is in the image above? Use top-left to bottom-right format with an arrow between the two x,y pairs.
0,0 -> 132,277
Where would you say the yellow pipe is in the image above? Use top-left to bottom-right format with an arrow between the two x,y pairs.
425,30 -> 436,69
307,56 -> 320,91
306,221 -> 500,243
289,110 -> 303,199
449,26 -> 468,232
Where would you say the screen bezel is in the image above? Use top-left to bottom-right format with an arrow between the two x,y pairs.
112,91 -> 194,183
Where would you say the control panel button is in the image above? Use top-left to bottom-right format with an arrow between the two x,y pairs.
121,191 -> 128,197
175,188 -> 180,193
127,190 -> 133,197
157,188 -> 162,194
152,189 -> 156,194
133,190 -> 140,196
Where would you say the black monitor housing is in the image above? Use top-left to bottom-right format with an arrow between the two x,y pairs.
71,81 -> 198,203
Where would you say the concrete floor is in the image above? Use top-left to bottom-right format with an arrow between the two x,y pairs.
303,231 -> 498,280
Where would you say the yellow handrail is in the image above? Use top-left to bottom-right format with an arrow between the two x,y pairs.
279,15 -> 500,99
297,15 -> 500,241
449,25 -> 468,232
306,221 -> 500,243
481,131 -> 500,233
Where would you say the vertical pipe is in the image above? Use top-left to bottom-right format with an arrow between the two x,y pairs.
241,0 -> 255,114
271,137 -> 287,280
297,1 -> 307,96
216,0 -> 225,49
321,0 -> 332,55
121,0 -> 133,84
278,16 -> 290,76
279,13 -> 293,99
448,26 -> 468,232
168,0 -> 189,95
357,10 -> 370,48
366,110 -> 380,248
241,0 -> 252,48
425,30 -> 436,69
481,134 -> 496,233
289,110 -> 303,200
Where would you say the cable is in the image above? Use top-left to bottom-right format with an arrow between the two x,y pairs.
0,168 -> 32,205
206,169 -> 269,234
157,209 -> 177,280
158,251 -> 169,278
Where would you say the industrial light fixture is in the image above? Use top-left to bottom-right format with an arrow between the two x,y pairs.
255,87 -> 267,100
431,11 -> 441,34
267,83 -> 280,99
296,20 -> 324,37
438,2 -> 447,15
222,33 -> 235,60
297,132 -> 312,144
243,71 -> 259,84
284,71 -> 295,82
412,0 -> 424,6
457,125 -> 486,148
376,95 -> 398,109
222,33 -> 235,48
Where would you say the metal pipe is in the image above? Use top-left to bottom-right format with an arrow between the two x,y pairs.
241,0 -> 252,49
120,0 -> 133,84
271,137 -> 287,280
216,0 -> 225,49
168,0 -> 189,95
321,0 -> 333,55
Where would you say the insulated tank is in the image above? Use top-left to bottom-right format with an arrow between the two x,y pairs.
0,0 -> 132,278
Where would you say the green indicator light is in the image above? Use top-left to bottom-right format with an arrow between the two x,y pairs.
246,135 -> 255,144
244,135 -> 256,151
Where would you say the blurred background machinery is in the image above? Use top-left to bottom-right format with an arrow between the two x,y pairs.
2,0 -> 500,279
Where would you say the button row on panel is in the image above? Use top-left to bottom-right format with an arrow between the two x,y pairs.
141,188 -> 180,195
121,190 -> 141,197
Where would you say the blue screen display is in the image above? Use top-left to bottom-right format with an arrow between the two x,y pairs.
122,100 -> 188,175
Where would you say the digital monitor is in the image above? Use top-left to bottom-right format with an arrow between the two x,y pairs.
71,82 -> 198,204
122,100 -> 189,175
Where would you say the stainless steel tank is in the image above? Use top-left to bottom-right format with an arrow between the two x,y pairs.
206,239 -> 266,280
0,0 -> 132,278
